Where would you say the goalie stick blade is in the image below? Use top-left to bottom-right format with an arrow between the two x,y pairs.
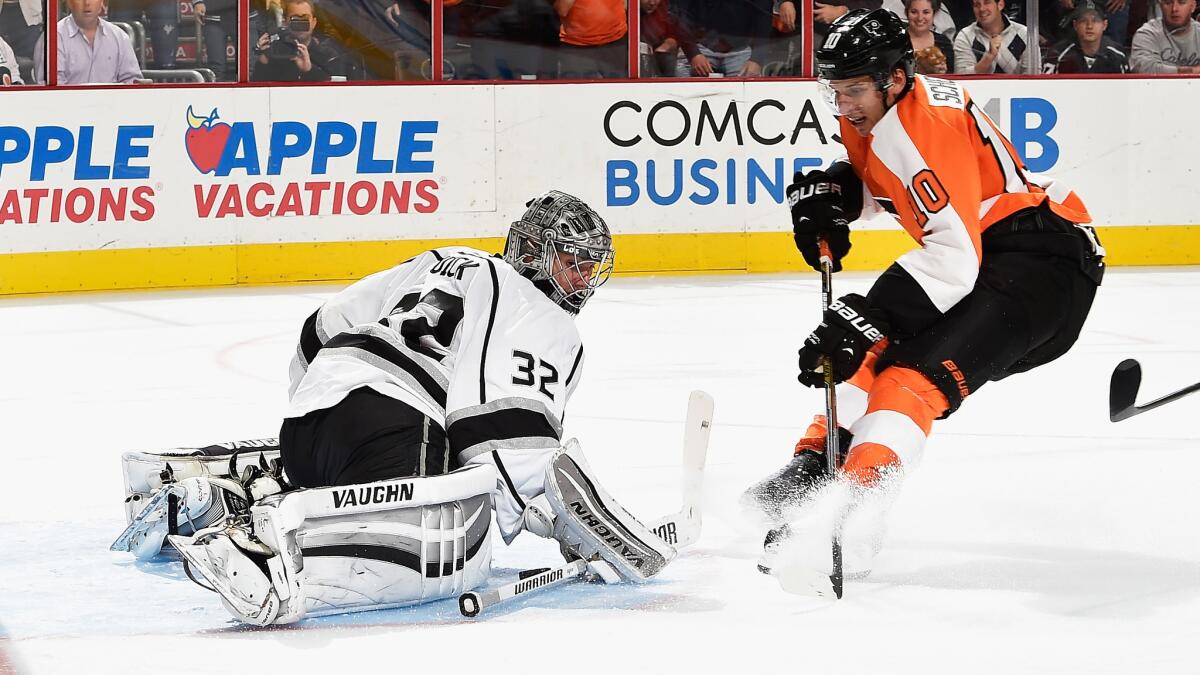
774,564 -> 839,599
647,510 -> 700,548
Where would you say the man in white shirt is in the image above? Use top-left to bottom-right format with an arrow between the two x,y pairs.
32,0 -> 142,84
953,0 -> 1031,74
0,33 -> 22,84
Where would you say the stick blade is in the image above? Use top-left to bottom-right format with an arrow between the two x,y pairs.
771,561 -> 839,599
1110,359 -> 1142,422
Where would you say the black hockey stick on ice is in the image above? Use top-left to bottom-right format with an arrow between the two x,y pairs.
765,243 -> 846,599
818,241 -> 845,600
1110,359 -> 1200,422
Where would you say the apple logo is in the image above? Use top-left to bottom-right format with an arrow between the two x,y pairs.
184,105 -> 232,175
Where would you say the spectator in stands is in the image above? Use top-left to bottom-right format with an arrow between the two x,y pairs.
252,0 -> 342,80
0,32 -> 22,83
640,0 -> 691,76
1130,0 -> 1200,71
759,0 -> 802,75
554,0 -> 627,78
107,0 -> 180,69
193,0 -> 240,80
883,0 -> 957,38
1103,0 -> 1131,44
954,0 -> 1031,73
906,0 -> 955,72
0,0 -> 41,60
33,0 -> 143,84
813,0 -> 886,46
1048,0 -> 1130,46
672,0 -> 774,76
1046,0 -> 1130,71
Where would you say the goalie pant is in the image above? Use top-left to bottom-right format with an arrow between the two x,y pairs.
284,246 -> 587,543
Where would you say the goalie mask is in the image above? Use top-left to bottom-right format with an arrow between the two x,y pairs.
503,191 -> 615,314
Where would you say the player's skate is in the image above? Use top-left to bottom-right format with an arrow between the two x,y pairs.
169,525 -> 283,626
741,416 -> 852,576
742,416 -> 851,522
110,476 -> 241,560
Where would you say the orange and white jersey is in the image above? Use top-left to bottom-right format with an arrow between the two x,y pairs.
839,75 -> 1091,332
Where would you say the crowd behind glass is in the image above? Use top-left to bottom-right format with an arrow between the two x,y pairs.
0,0 -> 1195,85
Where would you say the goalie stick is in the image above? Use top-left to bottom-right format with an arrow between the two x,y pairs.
647,390 -> 713,548
458,390 -> 713,618
1110,359 -> 1200,422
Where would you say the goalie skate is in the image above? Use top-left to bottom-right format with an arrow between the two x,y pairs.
169,528 -> 282,626
111,476 -> 244,561
111,483 -> 189,560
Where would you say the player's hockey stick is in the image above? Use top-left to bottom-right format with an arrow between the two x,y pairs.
459,390 -> 714,618
1110,358 -> 1200,422
763,245 -> 845,599
818,242 -> 845,600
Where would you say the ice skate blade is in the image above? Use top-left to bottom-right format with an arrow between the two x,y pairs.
110,486 -> 178,557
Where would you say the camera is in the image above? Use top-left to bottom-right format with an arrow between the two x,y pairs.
263,16 -> 311,59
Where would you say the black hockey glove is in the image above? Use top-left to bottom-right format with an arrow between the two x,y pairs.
797,293 -> 888,388
786,170 -> 852,273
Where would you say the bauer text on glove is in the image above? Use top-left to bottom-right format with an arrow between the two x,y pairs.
787,170 -> 852,272
797,293 -> 888,387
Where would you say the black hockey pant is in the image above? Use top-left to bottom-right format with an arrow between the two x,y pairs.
279,387 -> 455,488
877,204 -> 1105,417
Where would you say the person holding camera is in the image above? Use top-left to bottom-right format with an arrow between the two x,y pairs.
252,0 -> 341,81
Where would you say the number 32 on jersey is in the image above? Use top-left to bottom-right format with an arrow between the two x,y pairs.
511,350 -> 559,401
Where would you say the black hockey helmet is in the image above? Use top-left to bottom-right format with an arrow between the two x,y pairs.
816,9 -> 915,112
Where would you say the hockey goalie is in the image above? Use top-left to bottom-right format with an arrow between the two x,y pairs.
110,191 -> 676,625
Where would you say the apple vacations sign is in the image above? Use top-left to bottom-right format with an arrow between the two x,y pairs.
185,106 -> 441,219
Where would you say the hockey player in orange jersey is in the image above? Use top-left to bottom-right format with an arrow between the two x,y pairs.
744,9 -> 1106,559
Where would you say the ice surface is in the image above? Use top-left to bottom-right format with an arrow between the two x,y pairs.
1,269 -> 1198,674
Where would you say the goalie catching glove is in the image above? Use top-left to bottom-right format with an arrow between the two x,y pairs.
523,440 -> 676,581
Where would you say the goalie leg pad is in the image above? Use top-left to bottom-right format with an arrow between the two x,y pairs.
175,465 -> 497,624
543,440 -> 676,581
118,439 -> 280,523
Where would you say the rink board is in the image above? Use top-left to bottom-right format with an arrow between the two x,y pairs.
0,79 -> 1196,294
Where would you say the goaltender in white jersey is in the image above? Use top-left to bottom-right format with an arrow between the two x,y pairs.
112,191 -> 676,625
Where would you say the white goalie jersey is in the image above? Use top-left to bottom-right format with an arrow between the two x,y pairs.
287,246 -> 585,541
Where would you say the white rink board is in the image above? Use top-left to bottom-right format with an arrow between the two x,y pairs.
0,78 -> 1195,255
